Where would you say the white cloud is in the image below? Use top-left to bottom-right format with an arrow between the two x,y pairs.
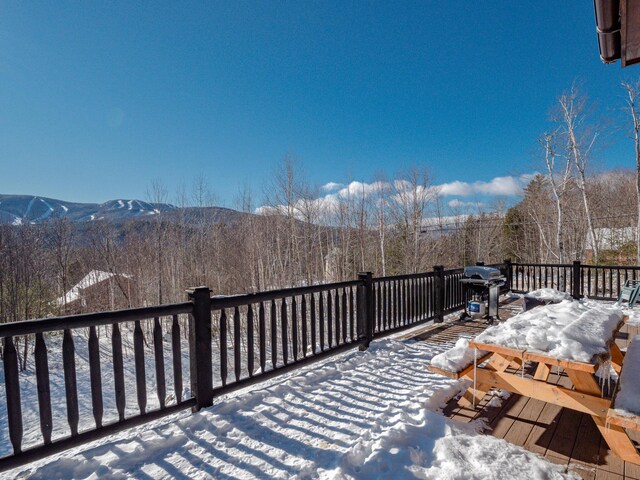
437,180 -> 469,196
434,173 -> 536,197
337,181 -> 388,199
448,199 -> 485,208
255,173 -> 537,223
321,182 -> 344,192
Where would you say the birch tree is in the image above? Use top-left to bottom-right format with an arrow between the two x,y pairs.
622,80 -> 640,264
558,85 -> 599,263
540,130 -> 571,263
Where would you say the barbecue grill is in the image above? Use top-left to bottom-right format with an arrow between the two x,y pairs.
459,266 -> 506,323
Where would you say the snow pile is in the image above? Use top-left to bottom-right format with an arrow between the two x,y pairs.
7,337 -> 575,479
524,288 -> 572,303
613,335 -> 640,417
430,337 -> 488,373
475,300 -> 623,363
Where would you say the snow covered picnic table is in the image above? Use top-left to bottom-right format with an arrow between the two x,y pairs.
433,299 -> 640,465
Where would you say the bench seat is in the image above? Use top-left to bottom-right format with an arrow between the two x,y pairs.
428,339 -> 490,379
607,335 -> 640,431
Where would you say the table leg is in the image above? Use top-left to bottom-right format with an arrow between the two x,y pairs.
458,353 -> 517,408
533,362 -> 551,381
487,353 -> 516,373
594,416 -> 640,464
610,343 -> 624,374
568,369 -> 640,464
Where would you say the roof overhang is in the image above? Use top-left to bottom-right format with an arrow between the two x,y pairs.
594,0 -> 640,67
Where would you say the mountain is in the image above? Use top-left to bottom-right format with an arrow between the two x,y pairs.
0,194 -> 248,225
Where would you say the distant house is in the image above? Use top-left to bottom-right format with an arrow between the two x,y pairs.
56,270 -> 133,314
585,227 -> 636,264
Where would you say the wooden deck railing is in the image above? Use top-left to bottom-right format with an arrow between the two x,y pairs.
507,260 -> 640,301
2,259 -> 634,471
0,266 -> 469,472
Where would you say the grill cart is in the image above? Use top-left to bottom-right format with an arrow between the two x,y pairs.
459,266 -> 506,324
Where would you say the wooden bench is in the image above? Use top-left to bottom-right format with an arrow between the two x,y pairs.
427,339 -> 491,380
607,334 -> 640,432
427,351 -> 492,379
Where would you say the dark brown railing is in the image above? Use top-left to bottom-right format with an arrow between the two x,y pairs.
507,260 -> 640,301
6,259 -> 630,471
0,267 -> 466,472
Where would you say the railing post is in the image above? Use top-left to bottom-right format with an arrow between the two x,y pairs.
503,258 -> 512,291
357,272 -> 374,350
433,266 -> 445,323
572,260 -> 582,300
187,286 -> 213,411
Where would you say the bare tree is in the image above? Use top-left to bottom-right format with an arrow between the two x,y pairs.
540,130 -> 571,263
622,80 -> 640,264
559,85 -> 600,263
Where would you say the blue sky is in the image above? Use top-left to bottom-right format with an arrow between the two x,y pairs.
0,2 -> 638,208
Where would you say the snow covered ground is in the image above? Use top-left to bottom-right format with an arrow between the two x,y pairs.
5,327 -> 577,479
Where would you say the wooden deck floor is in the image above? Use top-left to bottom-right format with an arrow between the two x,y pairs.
410,299 -> 640,480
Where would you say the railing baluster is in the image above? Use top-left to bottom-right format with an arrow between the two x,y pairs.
376,283 -> 381,332
259,302 -> 266,373
311,293 -> 317,354
271,300 -> 277,369
281,298 -> 288,365
4,336 -> 23,453
234,306 -> 241,381
389,280 -> 396,328
153,317 -> 166,408
383,282 -> 389,330
220,309 -> 228,386
318,292 -> 325,352
133,321 -> 147,415
301,295 -> 308,357
334,289 -> 340,345
63,329 -> 79,435
88,326 -> 103,427
248,304 -> 255,377
112,323 -> 126,421
343,288 -> 349,342
171,314 -> 183,403
349,287 -> 356,342
35,333 -> 52,443
408,279 -> 413,322
327,291 -> 333,347
413,278 -> 418,321
292,296 -> 299,361
394,281 -> 399,327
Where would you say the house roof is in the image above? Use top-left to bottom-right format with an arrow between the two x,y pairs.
56,270 -> 131,306
594,0 -> 640,67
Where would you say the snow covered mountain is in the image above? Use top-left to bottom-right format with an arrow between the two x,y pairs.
0,194 -> 246,225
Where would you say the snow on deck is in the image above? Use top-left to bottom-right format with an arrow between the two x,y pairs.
9,336 -> 575,479
523,288 -> 572,303
475,299 -> 623,363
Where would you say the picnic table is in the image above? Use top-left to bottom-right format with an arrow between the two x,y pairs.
429,299 -> 640,464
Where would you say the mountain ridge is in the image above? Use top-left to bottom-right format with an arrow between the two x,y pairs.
0,194 -> 247,225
